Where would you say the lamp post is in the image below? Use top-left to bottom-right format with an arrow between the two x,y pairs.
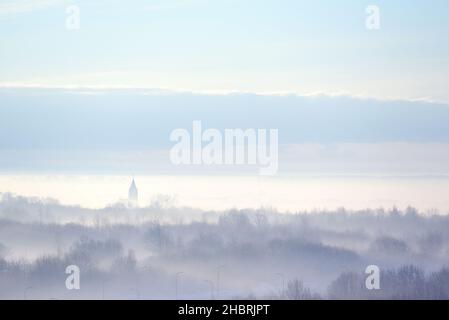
175,272 -> 184,300
204,280 -> 215,300
24,286 -> 33,300
275,273 -> 285,298
140,265 -> 153,299
216,265 -> 225,299
101,279 -> 108,300
130,287 -> 140,300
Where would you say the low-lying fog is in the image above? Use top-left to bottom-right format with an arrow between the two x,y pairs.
1,192 -> 449,300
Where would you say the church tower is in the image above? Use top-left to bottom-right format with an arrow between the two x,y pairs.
128,178 -> 138,207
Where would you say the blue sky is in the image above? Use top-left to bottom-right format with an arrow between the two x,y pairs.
1,0 -> 449,102
1,1 -> 449,175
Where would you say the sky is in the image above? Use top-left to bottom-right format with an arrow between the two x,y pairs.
1,1 -> 449,211
1,88 -> 449,177
0,0 -> 449,102
1,1 -> 449,176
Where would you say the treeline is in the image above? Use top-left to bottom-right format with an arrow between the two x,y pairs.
1,194 -> 449,299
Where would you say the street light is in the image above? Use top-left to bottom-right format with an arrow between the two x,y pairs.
175,272 -> 184,300
130,287 -> 140,300
24,286 -> 33,300
204,280 -> 215,300
140,265 -> 153,299
101,279 -> 109,300
275,273 -> 285,298
216,265 -> 225,299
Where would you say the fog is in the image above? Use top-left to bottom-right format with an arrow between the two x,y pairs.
1,192 -> 449,299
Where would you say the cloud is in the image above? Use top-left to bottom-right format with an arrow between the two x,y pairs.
143,0 -> 208,12
0,0 -> 69,16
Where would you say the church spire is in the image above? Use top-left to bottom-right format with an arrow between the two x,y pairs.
128,177 -> 138,207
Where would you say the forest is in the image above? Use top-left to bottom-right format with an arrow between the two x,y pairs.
1,192 -> 449,299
